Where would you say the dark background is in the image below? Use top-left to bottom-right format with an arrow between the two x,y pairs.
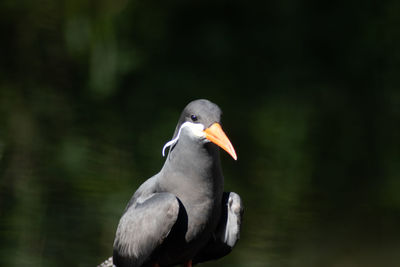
1,0 -> 400,266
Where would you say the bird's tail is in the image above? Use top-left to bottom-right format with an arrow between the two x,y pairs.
97,256 -> 115,267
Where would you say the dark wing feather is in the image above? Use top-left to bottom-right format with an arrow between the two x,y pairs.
193,192 -> 244,264
113,192 -> 180,267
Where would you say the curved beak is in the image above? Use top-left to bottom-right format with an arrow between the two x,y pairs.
203,123 -> 237,160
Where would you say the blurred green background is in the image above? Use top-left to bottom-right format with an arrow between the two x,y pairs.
1,0 -> 400,266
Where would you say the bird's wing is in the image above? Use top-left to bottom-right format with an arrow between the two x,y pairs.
193,192 -> 244,264
113,192 -> 180,267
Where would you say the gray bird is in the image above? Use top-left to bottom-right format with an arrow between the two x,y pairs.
99,99 -> 243,267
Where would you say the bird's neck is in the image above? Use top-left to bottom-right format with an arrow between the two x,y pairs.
160,140 -> 224,200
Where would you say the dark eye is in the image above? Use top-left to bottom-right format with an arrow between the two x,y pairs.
191,115 -> 198,121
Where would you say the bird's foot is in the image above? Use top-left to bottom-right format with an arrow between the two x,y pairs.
183,260 -> 192,267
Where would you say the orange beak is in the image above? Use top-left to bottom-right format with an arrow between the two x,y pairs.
203,123 -> 237,160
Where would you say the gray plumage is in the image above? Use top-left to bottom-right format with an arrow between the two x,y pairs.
106,99 -> 243,267
114,192 -> 180,266
98,257 -> 114,267
193,192 -> 243,264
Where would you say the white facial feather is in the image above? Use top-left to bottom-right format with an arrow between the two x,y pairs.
162,121 -> 205,157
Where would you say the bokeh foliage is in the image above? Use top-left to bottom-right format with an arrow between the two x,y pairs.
1,0 -> 400,266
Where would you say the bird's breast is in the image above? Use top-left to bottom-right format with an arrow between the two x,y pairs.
160,171 -> 223,239
184,197 -> 221,241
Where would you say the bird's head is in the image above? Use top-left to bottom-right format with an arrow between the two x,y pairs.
162,99 -> 237,160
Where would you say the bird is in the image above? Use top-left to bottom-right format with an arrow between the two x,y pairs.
98,99 -> 243,267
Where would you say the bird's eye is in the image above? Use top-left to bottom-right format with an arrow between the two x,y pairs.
191,115 -> 198,121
